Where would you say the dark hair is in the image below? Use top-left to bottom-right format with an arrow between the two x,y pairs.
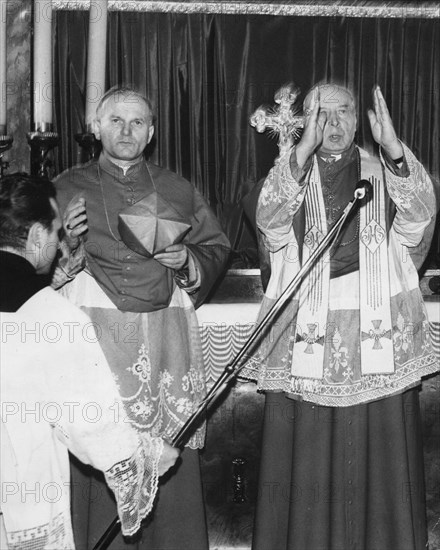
0,173 -> 57,249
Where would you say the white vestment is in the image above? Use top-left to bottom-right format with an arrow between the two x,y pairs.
1,287 -> 163,549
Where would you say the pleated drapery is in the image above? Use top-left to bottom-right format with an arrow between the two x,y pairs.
53,13 -> 439,266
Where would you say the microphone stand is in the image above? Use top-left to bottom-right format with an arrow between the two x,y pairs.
92,185 -> 368,550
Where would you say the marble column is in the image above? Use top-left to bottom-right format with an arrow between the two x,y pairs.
4,0 -> 32,173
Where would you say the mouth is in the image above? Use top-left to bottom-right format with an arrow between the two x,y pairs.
328,134 -> 343,142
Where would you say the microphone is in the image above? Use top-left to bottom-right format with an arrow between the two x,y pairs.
354,179 -> 373,200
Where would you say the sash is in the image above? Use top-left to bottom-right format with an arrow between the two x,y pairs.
290,148 -> 394,379
358,149 -> 394,373
291,158 -> 330,378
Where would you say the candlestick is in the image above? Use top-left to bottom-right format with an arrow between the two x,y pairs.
27,130 -> 59,179
0,135 -> 13,177
33,0 -> 53,130
74,131 -> 102,160
0,0 -> 7,133
85,0 -> 108,131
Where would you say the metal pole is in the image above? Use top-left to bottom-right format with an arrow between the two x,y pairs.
92,185 -> 369,550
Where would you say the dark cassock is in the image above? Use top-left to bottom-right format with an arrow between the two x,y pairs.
55,154 -> 230,550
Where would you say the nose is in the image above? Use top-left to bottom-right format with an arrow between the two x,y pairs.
328,111 -> 340,126
120,122 -> 131,136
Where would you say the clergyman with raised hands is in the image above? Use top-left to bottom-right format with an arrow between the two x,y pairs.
242,83 -> 438,550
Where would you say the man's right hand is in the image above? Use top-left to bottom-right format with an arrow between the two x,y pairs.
63,194 -> 88,250
296,87 -> 327,168
158,441 -> 180,476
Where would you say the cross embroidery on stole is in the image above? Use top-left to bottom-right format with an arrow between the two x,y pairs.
361,319 -> 392,350
296,323 -> 325,354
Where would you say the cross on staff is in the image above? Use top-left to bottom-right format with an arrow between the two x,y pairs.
250,82 -> 304,154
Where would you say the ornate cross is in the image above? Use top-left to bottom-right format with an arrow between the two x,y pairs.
296,323 -> 325,354
361,319 -> 392,350
250,82 -> 304,155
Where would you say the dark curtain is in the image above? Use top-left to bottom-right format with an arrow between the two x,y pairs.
53,12 -> 440,268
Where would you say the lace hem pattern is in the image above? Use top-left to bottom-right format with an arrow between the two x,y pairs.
6,511 -> 74,550
104,433 -> 164,537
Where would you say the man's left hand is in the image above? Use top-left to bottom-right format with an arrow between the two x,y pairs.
367,85 -> 403,159
154,244 -> 188,270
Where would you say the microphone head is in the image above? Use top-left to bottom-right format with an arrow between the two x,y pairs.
354,179 -> 373,200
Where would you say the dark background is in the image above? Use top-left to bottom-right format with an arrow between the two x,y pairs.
52,9 -> 440,270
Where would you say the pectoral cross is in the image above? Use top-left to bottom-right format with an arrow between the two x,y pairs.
250,82 -> 304,155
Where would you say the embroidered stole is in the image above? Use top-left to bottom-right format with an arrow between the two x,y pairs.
290,149 -> 394,379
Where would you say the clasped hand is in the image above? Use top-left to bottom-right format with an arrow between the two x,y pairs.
154,244 -> 188,271
63,195 -> 188,270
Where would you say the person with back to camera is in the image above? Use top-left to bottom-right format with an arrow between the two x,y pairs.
0,173 -> 179,550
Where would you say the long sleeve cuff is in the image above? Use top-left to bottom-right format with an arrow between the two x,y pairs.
174,251 -> 201,294
104,433 -> 164,537
51,240 -> 86,289
289,149 -> 313,182
380,145 -> 410,178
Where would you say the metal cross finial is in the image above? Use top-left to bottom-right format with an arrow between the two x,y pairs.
250,82 -> 304,155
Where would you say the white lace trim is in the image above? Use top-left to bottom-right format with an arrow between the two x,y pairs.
104,433 -> 163,537
6,511 -> 74,550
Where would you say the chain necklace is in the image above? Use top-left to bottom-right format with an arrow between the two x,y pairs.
97,160 -> 158,244
97,163 -> 121,242
338,210 -> 360,247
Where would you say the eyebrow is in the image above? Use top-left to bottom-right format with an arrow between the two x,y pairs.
108,113 -> 147,120
321,103 -> 352,109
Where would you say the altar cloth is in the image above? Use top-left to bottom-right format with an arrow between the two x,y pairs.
197,299 -> 440,389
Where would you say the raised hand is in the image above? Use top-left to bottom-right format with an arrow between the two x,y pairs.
296,87 -> 327,168
63,194 -> 88,250
367,86 -> 403,159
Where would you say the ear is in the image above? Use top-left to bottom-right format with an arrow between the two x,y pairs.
147,125 -> 154,144
92,118 -> 101,140
24,222 -> 46,270
26,222 -> 44,249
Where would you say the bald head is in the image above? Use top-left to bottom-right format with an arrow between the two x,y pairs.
96,87 -> 154,124
304,84 -> 357,154
304,84 -> 356,113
